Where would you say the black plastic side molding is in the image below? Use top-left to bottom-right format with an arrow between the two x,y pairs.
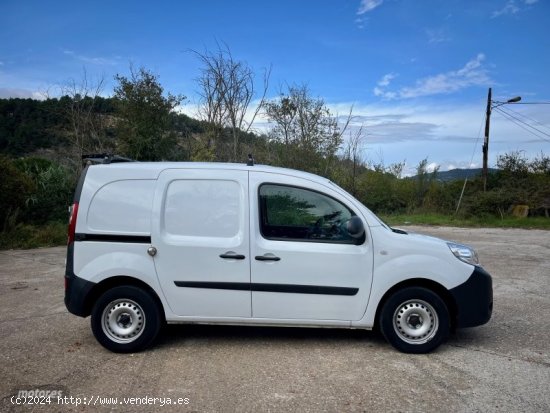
174,281 -> 359,296
74,234 -> 151,243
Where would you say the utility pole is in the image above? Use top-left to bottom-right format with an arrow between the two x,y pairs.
482,87 -> 492,192
481,89 -> 521,192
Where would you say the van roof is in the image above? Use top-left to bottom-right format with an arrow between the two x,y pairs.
90,162 -> 331,185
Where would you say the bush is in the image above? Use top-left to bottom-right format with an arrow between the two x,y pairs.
460,190 -> 516,218
0,156 -> 34,229
13,157 -> 76,224
0,222 -> 66,249
357,170 -> 408,214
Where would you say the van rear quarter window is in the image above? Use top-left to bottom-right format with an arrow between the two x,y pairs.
87,180 -> 155,233
164,179 -> 241,238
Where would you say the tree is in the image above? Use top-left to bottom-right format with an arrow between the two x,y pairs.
194,45 -> 270,161
0,98 -> 66,156
414,158 -> 439,210
265,84 -> 351,175
114,67 -> 184,161
341,125 -> 366,196
59,70 -> 113,167
496,150 -> 529,175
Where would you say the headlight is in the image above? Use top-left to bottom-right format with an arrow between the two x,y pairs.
447,242 -> 479,265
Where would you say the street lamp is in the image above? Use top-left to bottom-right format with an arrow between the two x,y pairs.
482,88 -> 521,191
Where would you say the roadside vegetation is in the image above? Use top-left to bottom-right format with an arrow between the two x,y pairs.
381,214 -> 550,230
1,48 -> 549,249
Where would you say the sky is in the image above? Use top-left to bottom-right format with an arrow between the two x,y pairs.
1,0 -> 549,174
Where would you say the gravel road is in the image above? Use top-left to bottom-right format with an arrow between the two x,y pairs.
1,226 -> 549,412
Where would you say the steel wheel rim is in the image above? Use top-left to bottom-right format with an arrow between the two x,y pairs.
101,299 -> 146,344
393,299 -> 438,345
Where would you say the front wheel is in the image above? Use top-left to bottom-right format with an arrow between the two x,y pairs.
379,287 -> 450,353
91,285 -> 162,353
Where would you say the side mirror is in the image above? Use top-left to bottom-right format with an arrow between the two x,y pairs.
345,216 -> 365,240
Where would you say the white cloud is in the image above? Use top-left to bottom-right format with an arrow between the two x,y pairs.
357,0 -> 383,15
323,99 -> 550,175
400,54 -> 490,98
373,73 -> 398,99
354,17 -> 366,29
426,162 -> 440,173
377,73 -> 396,87
0,88 -> 47,99
491,0 -> 539,18
491,1 -> 519,18
426,28 -> 451,44
63,49 -> 119,66
218,95 -> 550,175
374,54 -> 490,100
373,87 -> 397,99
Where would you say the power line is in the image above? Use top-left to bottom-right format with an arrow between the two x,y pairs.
494,107 -> 550,143
495,106 -> 550,140
499,105 -> 550,134
512,102 -> 550,105
493,107 -> 550,143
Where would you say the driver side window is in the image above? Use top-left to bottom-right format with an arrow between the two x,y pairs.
259,184 -> 356,243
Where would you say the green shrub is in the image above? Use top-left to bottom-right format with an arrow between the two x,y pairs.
14,157 -> 76,224
0,156 -> 34,229
460,190 -> 516,218
0,222 -> 66,249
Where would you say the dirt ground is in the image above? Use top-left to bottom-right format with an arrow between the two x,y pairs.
1,226 -> 549,412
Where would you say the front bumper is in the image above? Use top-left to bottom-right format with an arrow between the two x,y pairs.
449,266 -> 493,328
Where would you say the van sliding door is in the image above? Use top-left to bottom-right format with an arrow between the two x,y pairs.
151,169 -> 251,318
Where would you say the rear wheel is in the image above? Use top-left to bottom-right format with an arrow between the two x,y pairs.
379,287 -> 450,353
91,285 -> 162,353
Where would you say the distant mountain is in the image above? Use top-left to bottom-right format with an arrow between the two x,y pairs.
410,168 -> 498,182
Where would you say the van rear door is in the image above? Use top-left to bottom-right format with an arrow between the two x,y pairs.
151,168 -> 251,317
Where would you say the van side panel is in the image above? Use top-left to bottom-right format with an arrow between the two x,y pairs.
75,166 -> 160,236
72,243 -> 166,304
74,175 -> 157,281
87,180 -> 155,234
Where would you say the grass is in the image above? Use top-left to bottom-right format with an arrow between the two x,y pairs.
0,221 -> 67,250
379,213 -> 550,230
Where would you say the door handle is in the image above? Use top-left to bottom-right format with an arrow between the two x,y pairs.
255,255 -> 281,261
219,253 -> 246,260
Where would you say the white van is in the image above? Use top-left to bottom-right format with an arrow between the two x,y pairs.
65,159 -> 492,353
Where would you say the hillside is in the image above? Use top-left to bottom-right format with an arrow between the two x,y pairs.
433,168 -> 497,182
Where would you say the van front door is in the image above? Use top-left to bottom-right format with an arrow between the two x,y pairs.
249,172 -> 373,321
151,168 -> 251,317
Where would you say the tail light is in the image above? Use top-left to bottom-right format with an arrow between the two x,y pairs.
68,202 -> 79,244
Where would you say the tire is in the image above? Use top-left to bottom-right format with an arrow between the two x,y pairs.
379,287 -> 450,354
91,285 -> 162,353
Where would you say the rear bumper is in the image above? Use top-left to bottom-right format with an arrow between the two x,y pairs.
449,266 -> 493,328
64,243 -> 96,317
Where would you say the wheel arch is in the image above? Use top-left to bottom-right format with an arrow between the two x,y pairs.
84,276 -> 165,321
373,278 -> 457,331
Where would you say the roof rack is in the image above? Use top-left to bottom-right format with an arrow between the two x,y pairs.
82,153 -> 135,165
